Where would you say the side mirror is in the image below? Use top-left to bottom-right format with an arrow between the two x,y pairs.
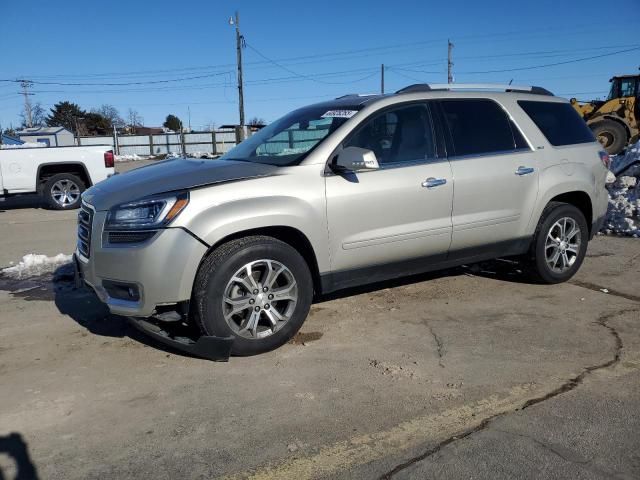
334,146 -> 380,172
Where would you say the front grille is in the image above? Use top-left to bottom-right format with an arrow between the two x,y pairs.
107,231 -> 156,244
77,204 -> 94,258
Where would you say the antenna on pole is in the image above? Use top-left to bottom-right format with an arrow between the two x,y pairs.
447,40 -> 454,84
20,80 -> 34,128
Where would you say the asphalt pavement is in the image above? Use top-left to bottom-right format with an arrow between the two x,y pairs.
0,158 -> 638,479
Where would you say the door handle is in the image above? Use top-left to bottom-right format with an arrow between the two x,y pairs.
515,166 -> 535,176
422,177 -> 447,188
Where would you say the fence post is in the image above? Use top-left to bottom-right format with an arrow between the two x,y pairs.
149,135 -> 154,156
113,127 -> 120,155
211,131 -> 217,155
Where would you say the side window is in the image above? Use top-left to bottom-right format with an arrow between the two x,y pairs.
620,79 -> 635,97
518,101 -> 595,147
440,99 -> 517,156
345,104 -> 435,165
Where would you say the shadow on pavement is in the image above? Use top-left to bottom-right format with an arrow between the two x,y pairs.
0,195 -> 45,212
0,432 -> 39,480
53,279 -> 193,357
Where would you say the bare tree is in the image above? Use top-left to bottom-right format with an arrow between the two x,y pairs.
92,104 -> 125,128
127,108 -> 143,134
248,117 -> 266,127
20,102 -> 46,128
202,121 -> 216,132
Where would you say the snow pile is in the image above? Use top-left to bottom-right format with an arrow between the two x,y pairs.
611,141 -> 640,177
165,151 -> 219,160
115,154 -> 157,162
0,142 -> 46,149
603,141 -> 640,237
2,253 -> 73,279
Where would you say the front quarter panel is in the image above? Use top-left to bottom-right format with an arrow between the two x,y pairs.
174,164 -> 330,273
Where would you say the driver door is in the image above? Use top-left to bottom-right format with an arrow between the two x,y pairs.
325,103 -> 453,283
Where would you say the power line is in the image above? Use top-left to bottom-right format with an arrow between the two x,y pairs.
457,46 -> 640,74
244,42 -> 385,85
0,71 -> 233,87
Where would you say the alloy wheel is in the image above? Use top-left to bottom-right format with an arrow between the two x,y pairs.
544,217 -> 582,274
222,259 -> 298,339
51,179 -> 81,207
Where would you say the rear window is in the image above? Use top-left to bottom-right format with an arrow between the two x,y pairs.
518,101 -> 595,147
440,99 -> 523,156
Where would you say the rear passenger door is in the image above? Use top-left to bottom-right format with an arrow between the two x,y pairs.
438,99 -> 540,258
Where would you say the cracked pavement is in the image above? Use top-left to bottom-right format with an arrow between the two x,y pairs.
0,164 -> 638,479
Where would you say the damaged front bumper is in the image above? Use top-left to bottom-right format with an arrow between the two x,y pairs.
127,316 -> 234,362
74,253 -> 234,361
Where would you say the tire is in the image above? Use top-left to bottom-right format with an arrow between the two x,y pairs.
528,202 -> 589,284
591,120 -> 627,155
42,173 -> 85,210
193,235 -> 313,356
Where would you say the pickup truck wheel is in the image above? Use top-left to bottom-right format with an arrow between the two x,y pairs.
43,173 -> 85,210
528,202 -> 588,284
193,235 -> 313,356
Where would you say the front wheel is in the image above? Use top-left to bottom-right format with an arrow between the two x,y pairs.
193,235 -> 313,356
528,202 -> 589,284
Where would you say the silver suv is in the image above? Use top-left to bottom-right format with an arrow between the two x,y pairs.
76,84 -> 609,358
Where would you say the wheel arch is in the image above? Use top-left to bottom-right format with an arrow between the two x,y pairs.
588,115 -> 632,139
37,162 -> 92,191
199,225 -> 323,298
546,191 -> 593,235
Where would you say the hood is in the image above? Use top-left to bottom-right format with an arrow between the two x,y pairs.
83,158 -> 278,210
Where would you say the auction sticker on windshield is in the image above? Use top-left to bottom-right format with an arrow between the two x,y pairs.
321,110 -> 358,119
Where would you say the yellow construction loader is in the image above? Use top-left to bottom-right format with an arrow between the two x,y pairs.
571,74 -> 639,155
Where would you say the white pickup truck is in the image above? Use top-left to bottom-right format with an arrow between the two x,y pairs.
0,145 -> 115,209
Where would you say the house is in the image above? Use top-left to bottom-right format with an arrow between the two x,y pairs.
17,127 -> 75,147
1,133 -> 23,145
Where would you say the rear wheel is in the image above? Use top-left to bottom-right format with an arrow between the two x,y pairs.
193,235 -> 313,356
591,120 -> 627,155
43,173 -> 85,210
528,202 -> 589,284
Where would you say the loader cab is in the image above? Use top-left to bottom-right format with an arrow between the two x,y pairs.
607,75 -> 639,101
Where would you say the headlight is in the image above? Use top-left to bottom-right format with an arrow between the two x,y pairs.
105,192 -> 189,230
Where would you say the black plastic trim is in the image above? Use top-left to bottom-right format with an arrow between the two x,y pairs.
127,317 -> 234,362
171,226 -> 210,248
320,238 -> 531,293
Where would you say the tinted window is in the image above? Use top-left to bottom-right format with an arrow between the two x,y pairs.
518,101 -> 595,146
345,104 -> 435,164
440,99 -> 517,156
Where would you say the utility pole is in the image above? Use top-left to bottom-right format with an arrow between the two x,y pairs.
187,106 -> 191,132
381,64 -> 385,94
20,80 -> 34,128
447,39 -> 454,84
230,11 -> 245,138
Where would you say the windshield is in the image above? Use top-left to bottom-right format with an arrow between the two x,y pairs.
220,105 -> 360,166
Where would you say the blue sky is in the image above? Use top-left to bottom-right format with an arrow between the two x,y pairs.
1,0 -> 638,130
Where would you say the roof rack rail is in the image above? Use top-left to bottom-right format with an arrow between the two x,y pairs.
334,93 -> 381,99
395,83 -> 554,96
